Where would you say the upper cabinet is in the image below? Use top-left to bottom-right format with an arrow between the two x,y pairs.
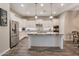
52,18 -> 59,26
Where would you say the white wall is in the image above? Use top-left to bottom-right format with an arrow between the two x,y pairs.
59,11 -> 79,41
66,11 -> 79,32
0,3 -> 10,55
65,11 -> 79,41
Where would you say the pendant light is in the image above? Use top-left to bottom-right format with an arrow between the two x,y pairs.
49,3 -> 53,19
35,3 -> 38,19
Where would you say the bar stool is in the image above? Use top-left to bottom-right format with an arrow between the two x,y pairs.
72,31 -> 79,47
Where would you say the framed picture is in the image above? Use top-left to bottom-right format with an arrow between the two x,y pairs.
0,8 -> 7,26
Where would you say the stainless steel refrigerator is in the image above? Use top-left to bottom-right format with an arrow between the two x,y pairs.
10,20 -> 19,48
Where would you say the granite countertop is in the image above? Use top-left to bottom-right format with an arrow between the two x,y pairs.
19,31 -> 64,35
27,32 -> 64,35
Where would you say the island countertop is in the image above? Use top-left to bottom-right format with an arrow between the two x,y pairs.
27,32 -> 64,35
28,32 -> 64,49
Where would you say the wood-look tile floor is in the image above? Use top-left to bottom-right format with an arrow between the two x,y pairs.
2,37 -> 79,56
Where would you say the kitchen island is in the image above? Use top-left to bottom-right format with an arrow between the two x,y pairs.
28,32 -> 64,49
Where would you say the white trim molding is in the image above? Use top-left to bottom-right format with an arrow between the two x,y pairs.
0,48 -> 10,56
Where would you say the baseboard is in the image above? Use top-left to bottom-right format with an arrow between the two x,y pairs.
0,48 -> 10,56
64,38 -> 73,41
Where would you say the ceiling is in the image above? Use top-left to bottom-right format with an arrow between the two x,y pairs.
10,3 -> 79,17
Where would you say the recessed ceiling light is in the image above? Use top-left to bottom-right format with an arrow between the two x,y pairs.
60,3 -> 64,7
21,4 -> 24,7
40,3 -> 44,7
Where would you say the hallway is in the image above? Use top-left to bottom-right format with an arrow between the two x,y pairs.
2,38 -> 79,56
